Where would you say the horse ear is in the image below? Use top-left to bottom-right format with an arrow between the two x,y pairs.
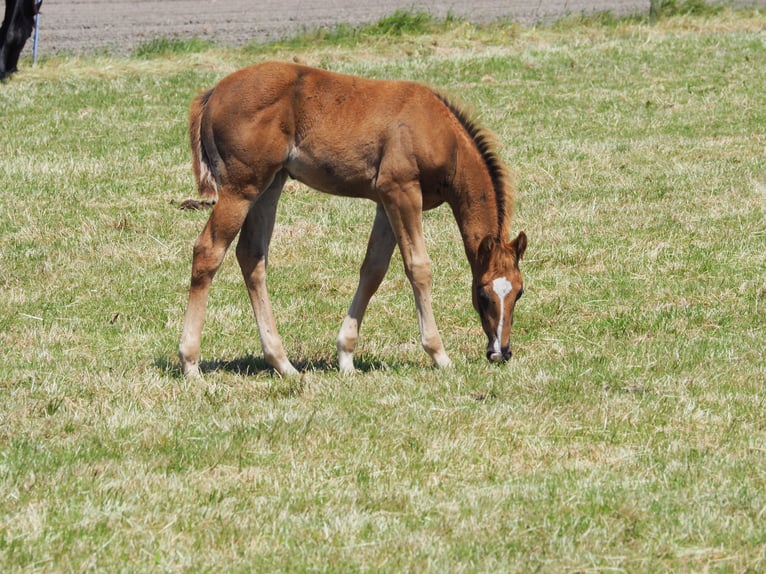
511,231 -> 527,262
478,235 -> 496,267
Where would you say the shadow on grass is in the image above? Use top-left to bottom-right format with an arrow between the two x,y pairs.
155,353 -> 392,378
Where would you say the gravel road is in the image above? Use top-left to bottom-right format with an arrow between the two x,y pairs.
33,0 -> 658,56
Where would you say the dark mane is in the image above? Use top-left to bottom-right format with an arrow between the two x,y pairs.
433,92 -> 511,240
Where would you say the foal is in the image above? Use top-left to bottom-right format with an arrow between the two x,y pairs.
179,61 -> 527,376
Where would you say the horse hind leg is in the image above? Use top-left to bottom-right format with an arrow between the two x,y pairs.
235,171 -> 298,376
337,204 -> 397,373
179,190 -> 253,377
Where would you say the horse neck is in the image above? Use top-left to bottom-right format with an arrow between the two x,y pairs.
446,148 -> 510,275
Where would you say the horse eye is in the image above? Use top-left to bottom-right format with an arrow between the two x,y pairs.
515,289 -> 524,302
477,289 -> 490,309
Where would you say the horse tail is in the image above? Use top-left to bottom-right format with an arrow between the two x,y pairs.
189,88 -> 218,204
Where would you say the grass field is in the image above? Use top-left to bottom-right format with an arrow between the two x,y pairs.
1,6 -> 765,572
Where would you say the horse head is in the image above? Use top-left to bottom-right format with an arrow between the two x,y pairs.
473,231 -> 527,362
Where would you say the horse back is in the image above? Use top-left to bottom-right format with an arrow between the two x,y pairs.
200,61 -> 460,204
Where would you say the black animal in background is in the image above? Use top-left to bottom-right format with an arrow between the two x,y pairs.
0,0 -> 41,80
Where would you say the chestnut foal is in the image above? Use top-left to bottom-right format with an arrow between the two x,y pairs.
179,61 -> 527,376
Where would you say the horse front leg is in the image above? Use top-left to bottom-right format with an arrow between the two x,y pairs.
337,204 -> 397,373
179,192 -> 253,377
235,172 -> 298,377
381,185 -> 453,369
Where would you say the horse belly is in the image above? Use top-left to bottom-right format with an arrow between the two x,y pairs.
285,147 -> 379,201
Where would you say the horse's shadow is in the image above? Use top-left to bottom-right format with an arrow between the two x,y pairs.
155,353 -> 390,378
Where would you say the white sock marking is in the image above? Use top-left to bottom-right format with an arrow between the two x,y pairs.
492,277 -> 513,355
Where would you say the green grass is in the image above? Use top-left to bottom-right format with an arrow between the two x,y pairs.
655,0 -> 727,17
248,8 -> 457,54
2,6 -> 766,572
133,37 -> 215,59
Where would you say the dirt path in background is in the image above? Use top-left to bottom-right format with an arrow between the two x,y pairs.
33,0 -> 656,56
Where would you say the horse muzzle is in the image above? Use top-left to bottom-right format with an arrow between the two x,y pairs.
486,347 -> 512,362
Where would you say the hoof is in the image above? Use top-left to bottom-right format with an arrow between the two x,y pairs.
182,362 -> 201,378
433,355 -> 454,369
338,351 -> 356,374
275,362 -> 300,377
179,349 -> 202,378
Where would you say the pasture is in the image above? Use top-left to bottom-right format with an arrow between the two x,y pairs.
1,7 -> 765,572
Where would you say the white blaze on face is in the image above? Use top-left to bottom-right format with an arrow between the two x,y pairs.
492,277 -> 513,355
